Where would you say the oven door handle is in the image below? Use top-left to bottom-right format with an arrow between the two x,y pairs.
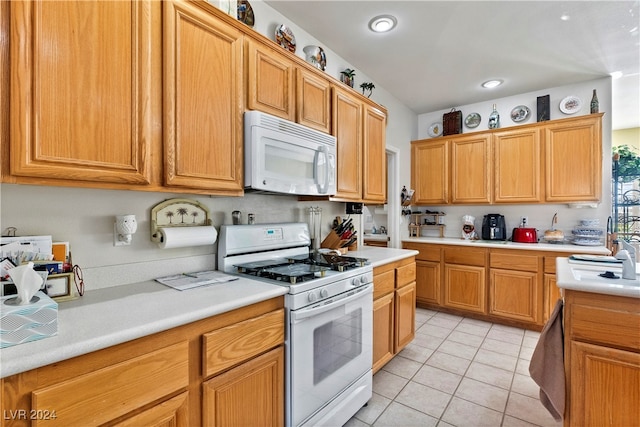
291,285 -> 372,322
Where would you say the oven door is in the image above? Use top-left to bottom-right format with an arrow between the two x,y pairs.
289,284 -> 373,427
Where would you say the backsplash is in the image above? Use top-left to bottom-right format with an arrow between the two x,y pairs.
0,184 -> 347,290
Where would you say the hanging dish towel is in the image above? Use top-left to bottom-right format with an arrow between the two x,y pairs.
529,298 -> 565,421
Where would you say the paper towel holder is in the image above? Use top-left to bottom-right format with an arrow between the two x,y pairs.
150,198 -> 211,244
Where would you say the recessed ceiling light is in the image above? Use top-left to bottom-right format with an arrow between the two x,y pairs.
610,71 -> 623,79
368,15 -> 397,33
482,79 -> 503,89
560,13 -> 571,21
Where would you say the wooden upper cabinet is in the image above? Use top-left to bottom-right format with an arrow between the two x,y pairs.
9,0 -> 154,185
450,134 -> 491,204
411,139 -> 449,204
544,114 -> 602,202
163,0 -> 243,194
246,39 -> 295,121
332,86 -> 363,200
493,128 -> 541,203
296,68 -> 331,133
363,105 -> 387,203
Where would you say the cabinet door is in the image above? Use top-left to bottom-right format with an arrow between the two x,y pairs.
411,140 -> 449,204
163,1 -> 243,193
493,128 -> 541,203
395,282 -> 416,353
450,134 -> 491,203
203,346 -> 284,427
10,0 -> 153,185
569,341 -> 640,427
416,260 -> 441,306
113,392 -> 189,427
363,105 -> 387,204
296,68 -> 331,133
332,86 -> 363,201
489,268 -> 541,324
544,273 -> 561,323
246,40 -> 295,121
544,115 -> 602,202
444,264 -> 486,313
373,293 -> 394,374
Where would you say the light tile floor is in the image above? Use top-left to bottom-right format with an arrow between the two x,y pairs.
344,308 -> 562,427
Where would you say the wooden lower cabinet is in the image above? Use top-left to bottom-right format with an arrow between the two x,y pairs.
403,241 -> 610,330
563,290 -> 640,427
372,257 -> 416,373
372,292 -> 395,373
203,346 -> 284,427
444,264 -> 486,313
1,298 -> 284,427
443,246 -> 487,314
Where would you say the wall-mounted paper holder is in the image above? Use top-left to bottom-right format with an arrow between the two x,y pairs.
150,198 -> 212,244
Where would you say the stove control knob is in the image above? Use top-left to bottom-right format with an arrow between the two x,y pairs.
352,278 -> 360,287
308,291 -> 318,303
360,275 -> 368,284
320,288 -> 329,298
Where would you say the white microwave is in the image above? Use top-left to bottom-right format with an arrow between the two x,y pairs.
244,111 -> 336,196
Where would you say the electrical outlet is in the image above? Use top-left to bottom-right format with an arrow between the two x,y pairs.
521,216 -> 528,226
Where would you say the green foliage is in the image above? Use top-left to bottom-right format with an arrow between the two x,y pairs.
614,144 -> 640,182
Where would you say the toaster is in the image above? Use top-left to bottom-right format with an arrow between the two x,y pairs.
512,227 -> 538,243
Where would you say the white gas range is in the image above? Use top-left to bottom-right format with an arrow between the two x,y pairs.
218,223 -> 373,427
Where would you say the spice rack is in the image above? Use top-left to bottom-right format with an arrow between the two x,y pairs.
408,212 -> 446,237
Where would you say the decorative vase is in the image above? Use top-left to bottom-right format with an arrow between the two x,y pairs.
488,104 -> 500,129
590,89 -> 599,114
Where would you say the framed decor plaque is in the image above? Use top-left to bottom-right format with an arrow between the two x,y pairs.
537,95 -> 550,122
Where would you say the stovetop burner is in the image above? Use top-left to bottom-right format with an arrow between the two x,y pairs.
234,251 -> 369,284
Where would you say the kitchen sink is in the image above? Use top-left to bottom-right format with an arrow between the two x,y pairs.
570,266 -> 640,287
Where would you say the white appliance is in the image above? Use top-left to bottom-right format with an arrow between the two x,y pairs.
244,111 -> 337,196
218,223 -> 372,427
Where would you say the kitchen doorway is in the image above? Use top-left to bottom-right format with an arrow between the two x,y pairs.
386,145 -> 400,248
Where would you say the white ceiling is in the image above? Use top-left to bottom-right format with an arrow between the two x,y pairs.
264,1 -> 640,130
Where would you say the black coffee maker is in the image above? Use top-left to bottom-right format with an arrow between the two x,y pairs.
482,214 -> 507,240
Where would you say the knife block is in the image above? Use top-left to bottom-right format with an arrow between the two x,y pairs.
321,230 -> 348,251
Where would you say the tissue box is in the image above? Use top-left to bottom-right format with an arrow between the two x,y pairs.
1,291 -> 57,348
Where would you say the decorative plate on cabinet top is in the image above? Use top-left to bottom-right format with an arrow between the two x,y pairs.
559,95 -> 582,114
428,122 -> 443,137
464,112 -> 481,128
237,0 -> 254,27
510,105 -> 531,122
275,24 -> 296,53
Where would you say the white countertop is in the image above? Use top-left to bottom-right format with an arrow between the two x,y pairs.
556,257 -> 640,298
0,247 -> 417,378
0,278 -> 288,378
346,246 -> 419,267
403,236 -> 611,254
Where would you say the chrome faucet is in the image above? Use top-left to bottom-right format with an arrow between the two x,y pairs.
615,240 -> 637,280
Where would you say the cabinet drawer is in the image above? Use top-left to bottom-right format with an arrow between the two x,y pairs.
203,309 -> 285,378
444,246 -> 486,266
32,341 -> 189,426
569,299 -> 640,352
374,269 -> 395,299
403,243 -> 441,262
490,251 -> 539,272
396,262 -> 416,287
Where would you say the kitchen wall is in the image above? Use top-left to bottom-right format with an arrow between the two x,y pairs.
0,1 -> 417,291
413,77 -> 614,240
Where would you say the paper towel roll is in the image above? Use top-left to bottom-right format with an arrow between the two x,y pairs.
157,226 -> 218,249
